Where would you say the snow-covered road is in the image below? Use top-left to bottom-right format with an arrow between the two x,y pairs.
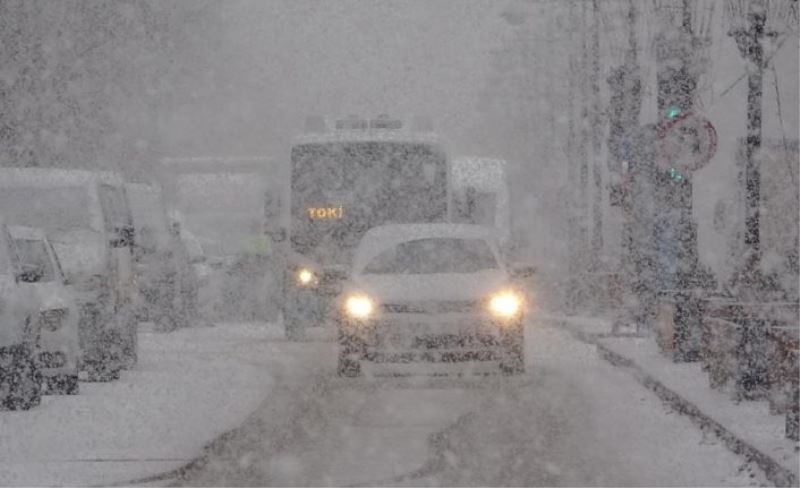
176,319 -> 770,487
0,323 -> 290,487
0,318 -> 775,486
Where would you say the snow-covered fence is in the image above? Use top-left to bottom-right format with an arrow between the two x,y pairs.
702,299 -> 800,440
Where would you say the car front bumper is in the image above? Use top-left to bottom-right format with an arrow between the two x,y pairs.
339,313 -> 522,364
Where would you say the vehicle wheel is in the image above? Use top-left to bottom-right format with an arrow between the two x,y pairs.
500,326 -> 525,376
283,309 -> 307,341
337,330 -> 365,377
499,353 -> 526,376
337,356 -> 361,377
47,374 -> 80,395
83,361 -> 121,382
1,349 -> 42,410
121,326 -> 138,370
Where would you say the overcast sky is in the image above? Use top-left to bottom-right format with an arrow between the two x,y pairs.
163,0 -> 513,157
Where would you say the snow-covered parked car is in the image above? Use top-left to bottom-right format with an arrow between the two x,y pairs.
0,168 -> 138,381
0,219 -> 42,410
9,226 -> 80,395
336,223 -> 531,377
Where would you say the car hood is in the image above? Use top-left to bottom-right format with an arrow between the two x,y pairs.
350,269 -> 509,303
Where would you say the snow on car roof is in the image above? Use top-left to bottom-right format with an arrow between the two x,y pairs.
353,223 -> 498,271
7,225 -> 47,241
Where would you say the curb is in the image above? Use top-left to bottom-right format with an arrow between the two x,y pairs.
560,322 -> 798,488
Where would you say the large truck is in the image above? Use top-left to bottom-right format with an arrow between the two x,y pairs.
277,115 -> 450,339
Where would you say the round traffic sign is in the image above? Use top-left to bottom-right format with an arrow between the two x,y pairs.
657,112 -> 717,174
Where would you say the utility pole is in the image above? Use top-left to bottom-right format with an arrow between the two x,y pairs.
566,54 -> 580,314
653,0 -> 715,355
564,0 -> 580,313
609,0 -> 643,333
575,0 -> 591,311
725,0 -> 783,399
589,0 -> 604,272
728,0 -> 776,291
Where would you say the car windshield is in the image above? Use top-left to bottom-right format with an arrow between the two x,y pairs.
12,238 -> 57,283
363,237 -> 498,274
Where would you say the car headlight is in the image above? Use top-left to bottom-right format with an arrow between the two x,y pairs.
295,267 -> 317,287
344,294 -> 374,319
488,291 -> 522,318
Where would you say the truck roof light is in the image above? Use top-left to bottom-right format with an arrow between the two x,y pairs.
369,114 -> 402,129
335,116 -> 368,130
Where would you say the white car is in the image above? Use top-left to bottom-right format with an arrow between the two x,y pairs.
0,219 -> 41,410
10,226 -> 80,395
336,224 -> 530,377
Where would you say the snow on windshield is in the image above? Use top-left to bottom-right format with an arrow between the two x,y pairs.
362,238 -> 498,274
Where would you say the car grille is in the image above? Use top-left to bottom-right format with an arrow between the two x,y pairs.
39,351 -> 67,368
39,309 -> 68,332
410,333 -> 499,349
381,300 -> 482,314
365,349 -> 501,363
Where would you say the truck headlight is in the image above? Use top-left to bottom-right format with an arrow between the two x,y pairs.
488,291 -> 522,318
295,267 -> 316,287
344,294 -> 374,319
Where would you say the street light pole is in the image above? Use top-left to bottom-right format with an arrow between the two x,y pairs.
609,0 -> 643,333
590,0 -> 604,273
729,1 -> 774,289
724,0 -> 783,400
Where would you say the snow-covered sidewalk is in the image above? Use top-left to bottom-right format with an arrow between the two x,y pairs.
543,313 -> 800,487
0,322 -> 283,487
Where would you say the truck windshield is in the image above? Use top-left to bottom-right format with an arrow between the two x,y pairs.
290,141 -> 447,264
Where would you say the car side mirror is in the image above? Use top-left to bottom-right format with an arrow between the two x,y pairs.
509,263 -> 536,279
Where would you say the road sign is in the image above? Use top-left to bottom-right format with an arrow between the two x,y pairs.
657,112 -> 717,174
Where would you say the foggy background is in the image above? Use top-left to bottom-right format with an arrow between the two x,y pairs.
2,0 -> 798,278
